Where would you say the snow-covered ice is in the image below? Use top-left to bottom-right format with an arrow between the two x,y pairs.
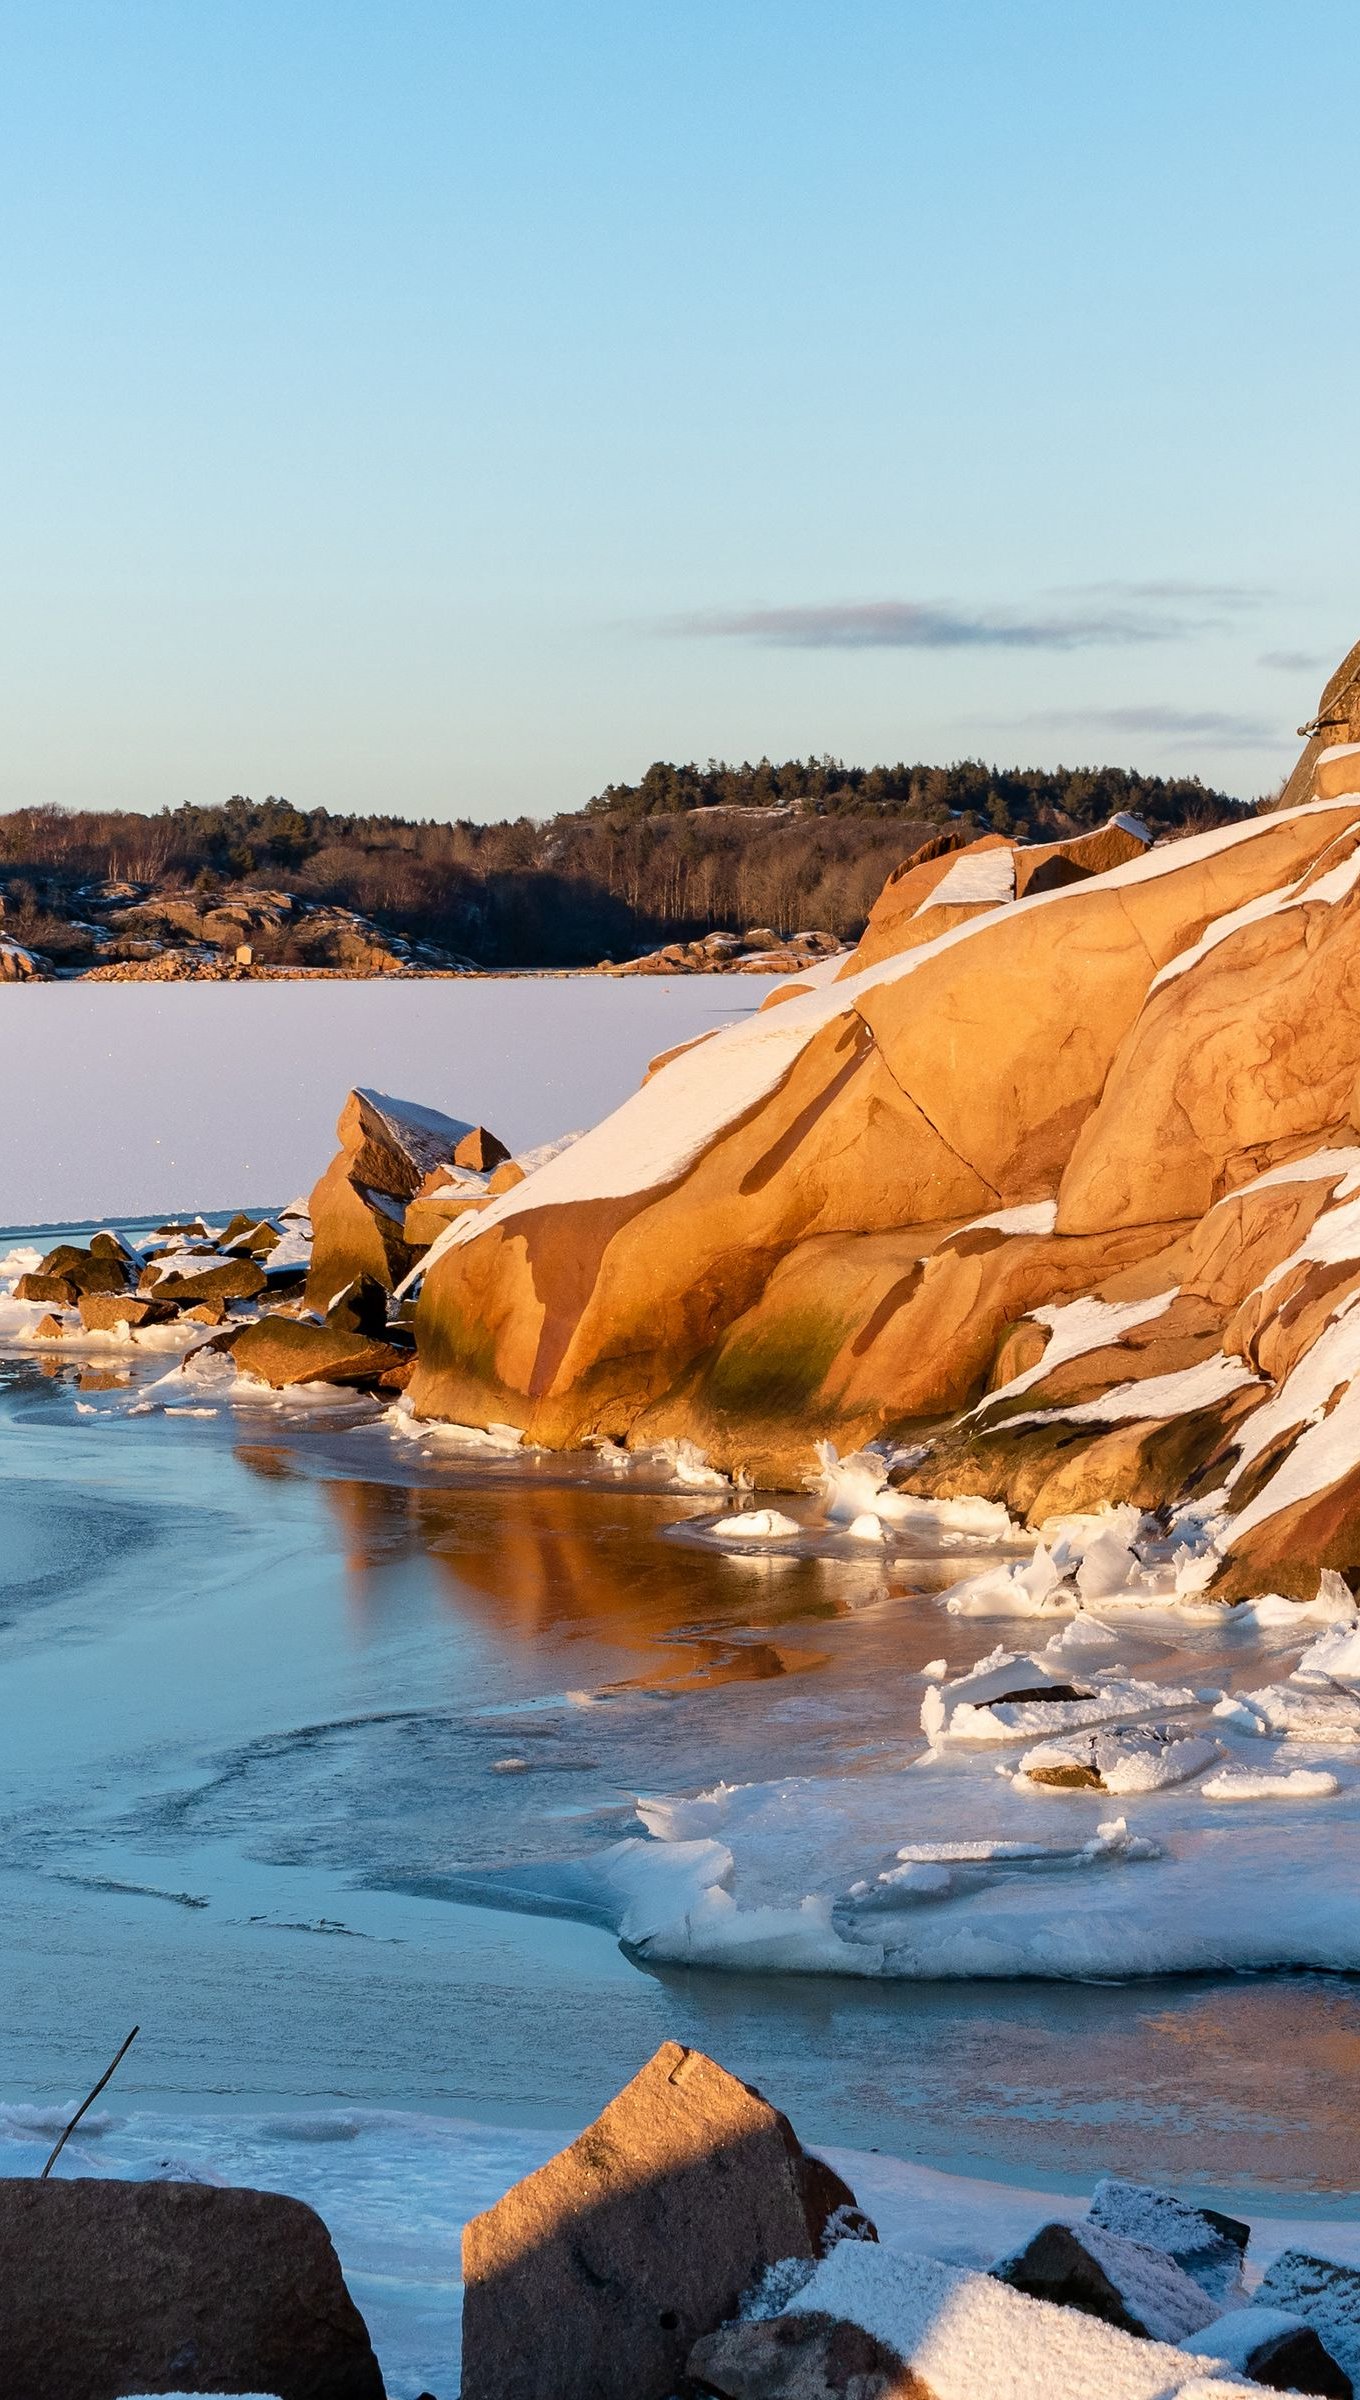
1200,1765 -> 1340,1801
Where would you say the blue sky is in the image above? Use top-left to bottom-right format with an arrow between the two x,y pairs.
0,1 -> 1352,820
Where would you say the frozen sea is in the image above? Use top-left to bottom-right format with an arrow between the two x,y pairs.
3,978 -> 1360,2395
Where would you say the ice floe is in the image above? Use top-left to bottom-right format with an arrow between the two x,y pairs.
1200,1765 -> 1340,1801
1211,1684 -> 1360,1741
711,1508 -> 801,1540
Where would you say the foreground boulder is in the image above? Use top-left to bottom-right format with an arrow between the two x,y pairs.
460,2039 -> 872,2400
307,1086 -> 501,1309
689,2309 -> 918,2396
0,2178 -> 382,2400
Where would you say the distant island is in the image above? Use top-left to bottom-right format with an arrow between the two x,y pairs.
0,757 -> 1246,976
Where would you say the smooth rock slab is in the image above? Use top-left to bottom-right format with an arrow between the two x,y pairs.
460,2039 -> 871,2400
231,1314 -> 408,1387
0,2178 -> 383,2400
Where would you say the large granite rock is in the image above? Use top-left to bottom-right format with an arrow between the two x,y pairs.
37,1244 -> 133,1296
143,1257 -> 267,1303
306,1087 -> 496,1309
0,2177 -> 382,2400
460,2039 -> 872,2400
396,661 -> 1360,1592
15,1271 -> 78,1304
77,1291 -> 174,1332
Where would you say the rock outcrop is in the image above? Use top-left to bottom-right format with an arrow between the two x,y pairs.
460,2039 -> 871,2400
608,927 -> 846,976
307,1087 -> 503,1308
407,699 -> 1360,1596
0,2178 -> 383,2400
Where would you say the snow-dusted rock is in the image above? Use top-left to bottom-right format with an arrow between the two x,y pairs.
1182,2305 -> 1352,2398
1085,2179 -> 1248,2303
993,2218 -> 1218,2343
307,1086 -> 488,1308
1254,2249 -> 1360,2388
695,2241 -> 1234,2400
1018,1725 -> 1219,1795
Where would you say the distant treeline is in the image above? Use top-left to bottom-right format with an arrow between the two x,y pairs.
0,759 -> 1246,968
584,755 -> 1239,834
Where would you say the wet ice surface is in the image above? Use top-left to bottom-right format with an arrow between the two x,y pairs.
5,1301 -> 1360,2394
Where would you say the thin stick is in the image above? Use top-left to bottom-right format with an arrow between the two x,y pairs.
40,2027 -> 140,2179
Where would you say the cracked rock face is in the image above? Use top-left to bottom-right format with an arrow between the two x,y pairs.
406,694 -> 1360,1592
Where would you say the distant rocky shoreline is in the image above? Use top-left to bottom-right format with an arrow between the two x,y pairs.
0,870 -> 847,981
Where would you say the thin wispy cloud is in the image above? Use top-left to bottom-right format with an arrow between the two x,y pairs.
1259,648 -> 1326,674
663,582 -> 1263,651
666,600 -> 1196,651
1053,579 -> 1267,608
1025,704 -> 1279,748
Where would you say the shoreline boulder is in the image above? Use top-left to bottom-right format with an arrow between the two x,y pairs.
460,2039 -> 873,2400
230,1314 -> 409,1389
0,2178 -> 383,2400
